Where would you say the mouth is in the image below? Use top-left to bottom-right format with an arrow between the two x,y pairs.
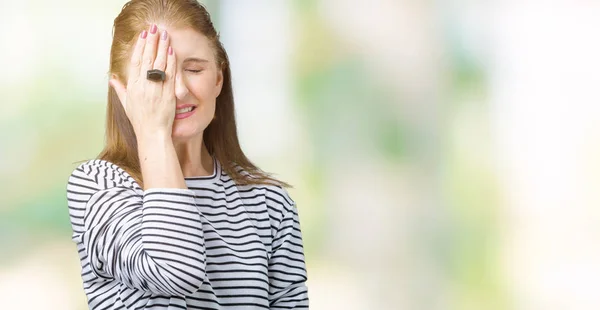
175,105 -> 197,120
176,106 -> 197,114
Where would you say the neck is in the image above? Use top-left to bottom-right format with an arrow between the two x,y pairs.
173,135 -> 214,178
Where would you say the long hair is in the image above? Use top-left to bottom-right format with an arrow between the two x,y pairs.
98,0 -> 289,188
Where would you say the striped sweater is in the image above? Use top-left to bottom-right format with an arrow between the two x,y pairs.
66,158 -> 309,309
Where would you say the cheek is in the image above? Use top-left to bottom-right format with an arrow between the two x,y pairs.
187,75 -> 219,99
187,79 -> 217,122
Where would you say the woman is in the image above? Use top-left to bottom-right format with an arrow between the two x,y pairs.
66,0 -> 309,309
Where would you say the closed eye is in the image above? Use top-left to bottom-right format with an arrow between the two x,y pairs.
185,69 -> 203,73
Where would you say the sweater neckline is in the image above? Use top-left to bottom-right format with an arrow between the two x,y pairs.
184,156 -> 221,184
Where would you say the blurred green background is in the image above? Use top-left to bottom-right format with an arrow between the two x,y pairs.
2,1 -> 600,309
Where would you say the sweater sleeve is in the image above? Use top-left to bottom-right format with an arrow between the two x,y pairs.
66,160 -> 206,296
268,191 -> 310,309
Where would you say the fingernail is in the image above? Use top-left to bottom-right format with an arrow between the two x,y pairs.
168,46 -> 173,55
161,30 -> 167,40
150,24 -> 157,34
140,30 -> 147,39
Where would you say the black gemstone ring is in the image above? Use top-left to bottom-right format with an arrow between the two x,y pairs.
146,69 -> 166,82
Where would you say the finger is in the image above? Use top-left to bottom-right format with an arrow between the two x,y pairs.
109,78 -> 127,109
128,29 -> 148,83
141,24 -> 160,73
153,30 -> 170,71
163,46 -> 176,96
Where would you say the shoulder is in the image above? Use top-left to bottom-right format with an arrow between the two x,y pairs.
253,183 -> 296,226
67,159 -> 141,194
263,184 -> 295,211
229,164 -> 295,208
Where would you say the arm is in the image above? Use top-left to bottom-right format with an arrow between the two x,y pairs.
67,160 -> 205,296
68,25 -> 204,296
268,203 -> 310,309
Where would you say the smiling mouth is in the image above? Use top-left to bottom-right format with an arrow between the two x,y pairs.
176,106 -> 196,114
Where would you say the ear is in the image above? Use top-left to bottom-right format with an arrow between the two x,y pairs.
109,74 -> 127,110
215,69 -> 224,97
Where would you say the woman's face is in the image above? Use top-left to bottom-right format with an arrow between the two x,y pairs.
158,26 -> 223,141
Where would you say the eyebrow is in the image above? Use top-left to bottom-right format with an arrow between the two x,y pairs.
183,57 -> 209,64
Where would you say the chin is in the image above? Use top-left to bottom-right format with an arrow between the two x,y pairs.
171,120 -> 208,141
172,127 -> 200,141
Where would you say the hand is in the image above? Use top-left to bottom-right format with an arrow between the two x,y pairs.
109,24 -> 176,138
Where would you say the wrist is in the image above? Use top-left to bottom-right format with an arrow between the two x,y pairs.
135,126 -> 171,139
136,130 -> 172,146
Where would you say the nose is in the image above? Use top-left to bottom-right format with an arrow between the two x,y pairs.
174,73 -> 189,100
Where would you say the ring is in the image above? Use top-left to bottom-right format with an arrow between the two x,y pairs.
146,69 -> 166,82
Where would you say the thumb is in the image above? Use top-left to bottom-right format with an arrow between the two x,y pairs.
109,78 -> 127,110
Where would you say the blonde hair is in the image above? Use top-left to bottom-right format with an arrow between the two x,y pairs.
97,0 -> 289,188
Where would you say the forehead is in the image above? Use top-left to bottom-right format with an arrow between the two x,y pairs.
158,26 -> 215,62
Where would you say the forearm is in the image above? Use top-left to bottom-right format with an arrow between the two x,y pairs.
68,159 -> 207,296
137,132 -> 187,190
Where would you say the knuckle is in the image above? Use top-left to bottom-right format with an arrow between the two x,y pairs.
130,58 -> 141,67
154,60 -> 166,69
